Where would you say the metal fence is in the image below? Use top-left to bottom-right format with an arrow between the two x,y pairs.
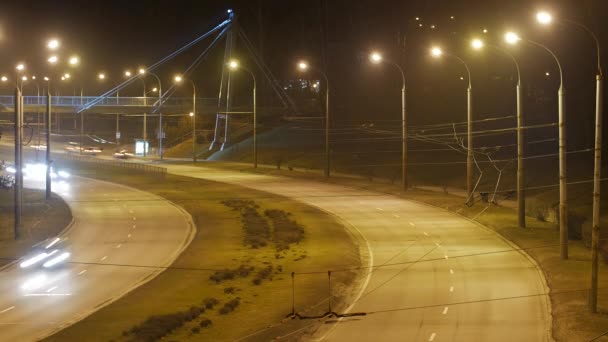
56,154 -> 167,177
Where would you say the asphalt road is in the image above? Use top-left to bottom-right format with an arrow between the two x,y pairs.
0,147 -> 194,341
165,164 -> 551,342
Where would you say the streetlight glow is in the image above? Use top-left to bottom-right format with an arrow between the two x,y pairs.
430,47 -> 443,57
64,73 -> 71,79
189,112 -> 194,117
124,70 -> 132,77
98,73 -> 105,80
68,56 -> 79,66
228,60 -> 239,70
43,76 -> 49,81
47,39 -> 60,50
21,76 -> 28,81
174,75 -> 183,83
536,11 -> 553,25
1,76 -> 7,82
471,38 -> 484,50
297,61 -> 309,71
48,55 -> 58,64
505,32 -> 521,45
16,63 -> 25,71
152,87 -> 158,92
139,68 -> 146,75
369,52 -> 383,64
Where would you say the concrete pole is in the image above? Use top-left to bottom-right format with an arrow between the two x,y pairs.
559,85 -> 568,260
14,87 -> 22,240
517,83 -> 526,228
467,85 -> 474,204
192,81 -> 197,163
325,84 -> 330,177
402,84 -> 407,190
143,112 -> 147,157
590,74 -> 603,312
46,90 -> 52,199
253,76 -> 257,168
116,114 -> 120,147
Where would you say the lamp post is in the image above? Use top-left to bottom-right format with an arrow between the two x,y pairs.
369,51 -> 408,190
471,38 -> 526,227
13,64 -> 24,240
431,47 -> 475,205
174,74 -> 197,162
227,60 -> 257,168
536,10 -> 604,312
298,61 -> 330,177
45,40 -> 60,200
139,69 -> 163,160
505,31 -> 568,259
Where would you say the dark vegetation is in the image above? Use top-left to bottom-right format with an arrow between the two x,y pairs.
218,298 -> 241,315
264,209 -> 305,251
252,265 -> 274,285
123,304 -> 207,341
209,265 -> 254,284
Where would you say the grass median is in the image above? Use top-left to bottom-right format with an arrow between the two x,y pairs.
0,189 -> 72,268
46,161 -> 361,341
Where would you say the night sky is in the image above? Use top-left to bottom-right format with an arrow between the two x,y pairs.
1,0 -> 606,143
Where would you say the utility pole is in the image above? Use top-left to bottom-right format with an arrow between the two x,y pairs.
14,87 -> 22,240
46,89 -> 52,199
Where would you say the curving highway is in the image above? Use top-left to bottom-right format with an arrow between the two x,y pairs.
165,163 -> 552,342
0,148 -> 194,341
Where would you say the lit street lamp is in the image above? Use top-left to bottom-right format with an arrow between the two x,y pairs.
431,46 -> 475,205
174,74 -> 198,162
298,60 -> 331,177
536,9 -> 605,312
505,30 -> 568,260
471,38 -> 525,228
369,51 -> 409,190
228,60 -> 257,168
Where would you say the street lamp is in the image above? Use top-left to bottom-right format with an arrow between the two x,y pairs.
68,55 -> 79,66
16,63 -> 25,72
505,30 -> 568,259
228,59 -> 258,168
47,39 -> 60,50
97,73 -> 105,80
297,60 -> 331,177
369,50 -> 409,190
139,68 -> 163,160
431,46 -> 475,205
471,38 -> 525,228
536,9 -> 604,312
174,74 -> 198,162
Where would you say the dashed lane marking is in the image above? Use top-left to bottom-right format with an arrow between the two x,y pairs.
442,307 -> 449,315
429,332 -> 436,341
0,306 -> 15,314
78,270 -> 87,275
449,286 -> 454,292
100,256 -> 107,261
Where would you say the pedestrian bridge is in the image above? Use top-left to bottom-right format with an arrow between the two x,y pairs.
0,95 -> 216,114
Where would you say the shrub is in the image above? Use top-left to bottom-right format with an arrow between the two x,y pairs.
203,297 -> 219,309
253,265 -> 273,285
218,298 -> 241,315
199,318 -> 212,328
191,327 -> 200,334
264,209 -> 305,251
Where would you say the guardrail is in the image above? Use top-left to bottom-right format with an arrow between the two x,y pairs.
55,153 -> 167,177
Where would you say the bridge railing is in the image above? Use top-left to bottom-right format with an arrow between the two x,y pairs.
0,95 -> 216,108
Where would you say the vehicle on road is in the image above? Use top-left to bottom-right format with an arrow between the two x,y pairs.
19,237 -> 71,269
113,149 -> 134,159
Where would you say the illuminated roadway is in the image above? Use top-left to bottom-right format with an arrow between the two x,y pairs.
0,147 -> 194,341
164,163 -> 552,342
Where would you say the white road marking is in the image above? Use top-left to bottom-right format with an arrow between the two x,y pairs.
132,224 -> 136,229
132,217 -> 137,221
116,244 -> 122,249
450,269 -> 454,274
393,214 -> 400,218
442,307 -> 449,315
435,242 -> 441,247
423,232 -> 429,236
444,254 -> 449,259
0,306 -> 15,314
46,286 -> 57,293
100,256 -> 107,261
129,210 -> 134,214
449,286 -> 454,292
409,222 -> 415,227
429,332 -> 436,341
127,234 -> 132,238
78,270 -> 87,275
376,207 -> 384,211
24,293 -> 71,297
